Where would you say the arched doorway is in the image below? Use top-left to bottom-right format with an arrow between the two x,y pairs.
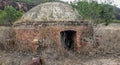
60,30 -> 76,50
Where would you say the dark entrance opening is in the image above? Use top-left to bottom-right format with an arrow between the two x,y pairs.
60,30 -> 76,50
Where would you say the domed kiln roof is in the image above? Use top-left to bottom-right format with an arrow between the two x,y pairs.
15,2 -> 80,24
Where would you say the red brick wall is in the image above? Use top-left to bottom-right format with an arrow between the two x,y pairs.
13,25 -> 92,52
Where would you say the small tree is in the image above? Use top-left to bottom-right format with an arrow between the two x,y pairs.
99,4 -> 116,25
71,0 -> 116,47
71,0 -> 116,25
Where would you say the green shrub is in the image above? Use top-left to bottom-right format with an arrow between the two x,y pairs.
0,6 -> 23,25
11,0 -> 60,4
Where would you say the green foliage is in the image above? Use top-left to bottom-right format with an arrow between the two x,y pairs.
0,6 -> 23,25
71,0 -> 116,25
112,20 -> 120,23
11,0 -> 60,4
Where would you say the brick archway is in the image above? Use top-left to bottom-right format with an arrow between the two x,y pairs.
60,30 -> 76,50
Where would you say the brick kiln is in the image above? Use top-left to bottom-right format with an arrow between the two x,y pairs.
12,2 -> 93,52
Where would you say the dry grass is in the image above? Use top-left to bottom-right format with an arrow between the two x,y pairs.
95,24 -> 120,54
0,24 -> 120,65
